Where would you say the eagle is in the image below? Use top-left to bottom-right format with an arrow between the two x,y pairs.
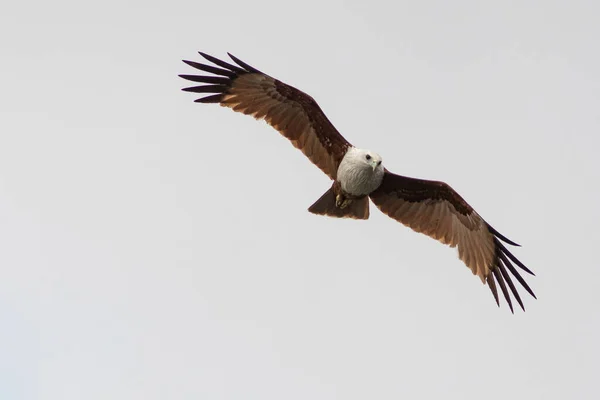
180,52 -> 536,312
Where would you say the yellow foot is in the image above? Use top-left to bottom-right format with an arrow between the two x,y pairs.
336,194 -> 351,209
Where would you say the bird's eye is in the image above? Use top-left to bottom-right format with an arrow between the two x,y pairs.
365,154 -> 371,160
377,161 -> 382,166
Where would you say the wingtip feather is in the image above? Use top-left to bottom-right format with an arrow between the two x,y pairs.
487,276 -> 500,307
498,260 -> 525,312
227,52 -> 261,73
496,241 -> 535,276
487,224 -> 521,247
194,94 -> 223,103
493,268 -> 514,313
498,252 -> 537,300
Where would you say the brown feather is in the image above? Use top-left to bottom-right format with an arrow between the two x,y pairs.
370,170 -> 535,311
181,53 -> 351,180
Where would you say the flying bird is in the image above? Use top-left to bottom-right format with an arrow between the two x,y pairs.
180,52 -> 536,312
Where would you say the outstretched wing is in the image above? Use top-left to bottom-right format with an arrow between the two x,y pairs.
180,52 -> 352,180
369,170 -> 536,312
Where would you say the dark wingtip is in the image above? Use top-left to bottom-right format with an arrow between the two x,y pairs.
498,252 -> 537,300
194,94 -> 223,103
487,276 -> 500,307
181,59 -> 237,78
181,85 -> 226,94
498,261 -> 525,311
496,240 -> 535,276
487,224 -> 521,247
198,52 -> 247,74
179,75 -> 230,85
493,268 -> 514,313
227,52 -> 261,73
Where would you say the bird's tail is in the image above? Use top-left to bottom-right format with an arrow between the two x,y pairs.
308,185 -> 370,220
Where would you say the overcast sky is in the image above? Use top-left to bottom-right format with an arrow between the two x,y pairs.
1,1 -> 599,399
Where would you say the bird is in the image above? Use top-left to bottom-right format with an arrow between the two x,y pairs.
179,52 -> 536,312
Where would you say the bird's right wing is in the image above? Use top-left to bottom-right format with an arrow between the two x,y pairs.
369,170 -> 536,312
180,52 -> 352,180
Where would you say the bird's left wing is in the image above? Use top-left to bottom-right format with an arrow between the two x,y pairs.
369,170 -> 536,312
180,52 -> 352,180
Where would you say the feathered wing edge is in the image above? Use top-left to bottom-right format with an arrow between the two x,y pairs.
485,225 -> 536,313
369,171 -> 536,313
179,52 -> 352,180
179,52 -> 264,103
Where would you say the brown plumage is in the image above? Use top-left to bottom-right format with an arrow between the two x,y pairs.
369,172 -> 536,312
180,52 -> 536,312
308,181 -> 370,220
181,52 -> 351,180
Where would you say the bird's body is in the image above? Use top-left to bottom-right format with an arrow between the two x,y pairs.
180,52 -> 537,312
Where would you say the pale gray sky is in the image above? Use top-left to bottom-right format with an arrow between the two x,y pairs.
1,1 -> 599,399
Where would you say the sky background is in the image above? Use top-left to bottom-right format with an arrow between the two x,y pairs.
1,0 -> 599,399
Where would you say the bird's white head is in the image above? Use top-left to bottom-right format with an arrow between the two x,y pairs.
348,148 -> 383,172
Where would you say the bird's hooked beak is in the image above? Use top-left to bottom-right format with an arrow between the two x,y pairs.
371,160 -> 380,171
